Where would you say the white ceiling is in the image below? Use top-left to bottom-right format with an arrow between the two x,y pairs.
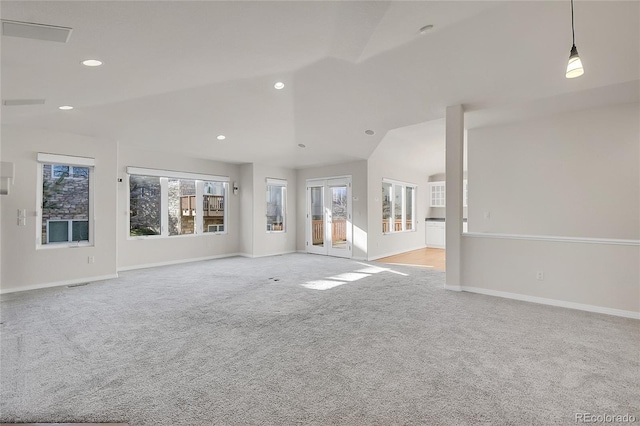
1,1 -> 638,175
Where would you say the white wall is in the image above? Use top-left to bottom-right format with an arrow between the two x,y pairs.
468,102 -> 639,239
462,236 -> 639,314
0,126 -> 118,292
296,160 -> 368,259
367,139 -> 430,260
117,146 -> 241,270
462,102 -> 640,315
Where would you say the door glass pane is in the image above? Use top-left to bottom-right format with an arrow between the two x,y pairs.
48,221 -> 69,243
382,182 -> 392,232
310,186 -> 324,247
331,186 -> 347,249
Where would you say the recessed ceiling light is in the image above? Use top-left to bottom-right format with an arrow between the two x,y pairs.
58,105 -> 74,110
364,129 -> 375,135
274,82 -> 285,90
298,143 -> 306,148
81,59 -> 102,67
217,135 -> 226,140
419,24 -> 434,34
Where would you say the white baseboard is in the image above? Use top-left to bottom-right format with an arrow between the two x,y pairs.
238,250 -> 297,259
444,285 -> 462,291
0,273 -> 119,295
460,286 -> 640,320
117,253 -> 241,272
296,249 -> 365,261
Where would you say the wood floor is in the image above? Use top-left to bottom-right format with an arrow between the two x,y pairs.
376,247 -> 445,271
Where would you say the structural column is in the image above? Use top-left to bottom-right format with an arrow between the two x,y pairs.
445,105 -> 464,291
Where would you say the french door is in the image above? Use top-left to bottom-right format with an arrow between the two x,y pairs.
306,177 -> 352,258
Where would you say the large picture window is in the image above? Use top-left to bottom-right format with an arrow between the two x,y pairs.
37,153 -> 94,247
382,179 -> 416,233
128,167 -> 228,238
266,178 -> 287,232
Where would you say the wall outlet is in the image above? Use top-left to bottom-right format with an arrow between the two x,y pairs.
536,271 -> 544,281
88,256 -> 95,264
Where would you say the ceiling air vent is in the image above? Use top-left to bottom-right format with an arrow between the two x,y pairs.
3,99 -> 46,106
1,20 -> 72,43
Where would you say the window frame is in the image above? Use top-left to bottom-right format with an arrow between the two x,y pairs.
36,153 -> 95,249
382,178 -> 417,234
266,178 -> 287,233
126,167 -> 229,240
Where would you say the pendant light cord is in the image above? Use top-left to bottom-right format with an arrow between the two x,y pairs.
571,0 -> 576,45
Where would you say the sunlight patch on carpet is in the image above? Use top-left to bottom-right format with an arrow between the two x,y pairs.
302,280 -> 347,290
328,272 -> 370,282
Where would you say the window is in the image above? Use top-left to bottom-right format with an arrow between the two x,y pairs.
169,178 -> 196,236
129,175 -> 161,236
52,165 -> 89,178
266,178 -> 287,232
406,186 -> 414,230
47,220 -> 89,243
382,179 -> 416,233
37,153 -> 94,247
127,167 -> 228,238
202,181 -> 226,234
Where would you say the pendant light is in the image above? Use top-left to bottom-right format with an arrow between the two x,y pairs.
566,0 -> 584,78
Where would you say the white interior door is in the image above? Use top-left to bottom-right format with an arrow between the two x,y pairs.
306,177 -> 352,258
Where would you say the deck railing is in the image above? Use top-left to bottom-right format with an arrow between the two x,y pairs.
382,220 -> 413,233
312,219 -> 347,245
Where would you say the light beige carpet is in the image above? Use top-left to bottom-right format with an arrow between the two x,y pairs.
1,254 -> 638,425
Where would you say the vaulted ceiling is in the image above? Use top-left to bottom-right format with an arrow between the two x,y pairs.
1,1 -> 638,173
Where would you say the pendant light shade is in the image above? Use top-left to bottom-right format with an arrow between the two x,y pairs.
566,0 -> 584,78
566,45 -> 584,78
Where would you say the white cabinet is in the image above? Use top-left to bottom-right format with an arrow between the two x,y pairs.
426,221 -> 445,248
429,180 -> 468,207
428,182 -> 445,207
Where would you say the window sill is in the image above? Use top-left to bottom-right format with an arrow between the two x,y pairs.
383,229 -> 417,235
127,232 -> 227,241
37,242 -> 94,250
